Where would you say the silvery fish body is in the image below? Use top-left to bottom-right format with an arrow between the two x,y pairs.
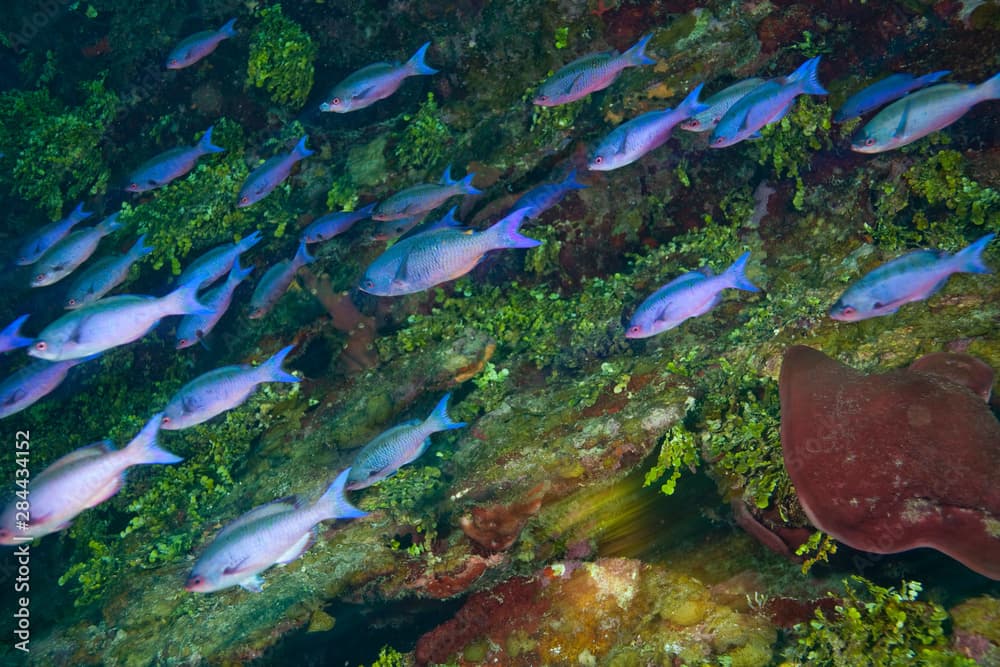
0,315 -> 32,353
320,42 -> 438,113
371,165 -> 481,221
360,208 -> 539,296
248,242 -> 315,319
851,73 -> 1000,153
125,126 -> 224,192
626,251 -> 760,338
710,57 -> 827,148
237,136 -> 313,208
161,345 -> 299,430
28,283 -> 210,361
347,394 -> 466,490
588,85 -> 706,171
30,214 -> 122,287
184,468 -> 366,593
370,212 -> 428,241
534,33 -> 655,107
64,235 -> 154,309
679,78 -> 766,132
176,260 -> 253,349
0,415 -> 181,544
178,231 -> 262,290
834,70 -> 949,121
511,169 -> 588,218
166,18 -> 237,69
0,357 -> 95,420
301,202 -> 377,244
829,234 -> 994,321
16,202 -> 92,265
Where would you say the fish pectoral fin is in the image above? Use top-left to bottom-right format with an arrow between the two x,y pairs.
239,575 -> 264,593
354,84 -> 376,100
223,556 -> 252,577
5,388 -> 27,406
68,316 -> 90,344
563,72 -> 587,96
652,302 -> 674,324
892,100 -> 911,138
392,254 -> 411,285
275,530 -> 316,565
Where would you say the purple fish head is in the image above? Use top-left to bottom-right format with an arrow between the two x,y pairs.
850,123 -> 895,153
27,337 -> 60,361
624,317 -> 654,339
828,297 -> 867,322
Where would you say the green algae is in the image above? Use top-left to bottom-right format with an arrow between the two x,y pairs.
786,577 -> 977,666
0,76 -> 117,218
246,4 -> 317,109
394,92 -> 453,173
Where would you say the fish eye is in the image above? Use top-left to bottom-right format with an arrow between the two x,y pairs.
240,196 -> 249,205
364,279 -> 375,289
161,415 -> 171,425
34,341 -> 46,351
169,59 -> 177,66
713,137 -> 725,145
842,306 -> 855,315
67,298 -> 76,306
689,119 -> 700,127
538,94 -> 548,101
177,338 -> 186,347
129,183 -> 138,190
864,137 -> 875,146
628,325 -> 641,335
594,156 -> 603,165
35,273 -> 45,282
332,97 -> 341,106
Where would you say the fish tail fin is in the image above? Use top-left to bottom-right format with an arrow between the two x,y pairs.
219,18 -> 238,38
562,169 -> 589,191
258,344 -> 299,383
426,393 -> 467,431
488,208 -> 542,249
293,135 -> 314,159
953,233 -> 995,274
922,70 -> 950,85
458,171 -> 482,195
787,56 -> 828,96
723,251 -> 762,292
125,414 -> 183,465
3,314 -> 32,349
197,125 -> 226,154
236,230 -> 264,254
70,202 -> 93,222
977,72 -> 1000,102
318,468 -> 368,520
128,234 -> 155,260
677,83 -> 708,117
166,281 -> 214,316
228,258 -> 254,284
407,41 -> 438,76
98,212 -> 123,236
293,241 -> 316,269
624,32 -> 656,66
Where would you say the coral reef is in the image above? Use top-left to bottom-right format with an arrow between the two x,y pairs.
245,5 -> 317,109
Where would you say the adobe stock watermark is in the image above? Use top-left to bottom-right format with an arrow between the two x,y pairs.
6,0 -> 75,53
9,429 -> 32,654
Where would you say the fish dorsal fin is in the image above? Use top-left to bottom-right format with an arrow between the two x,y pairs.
663,270 -> 708,289
216,497 -> 298,541
893,100 -> 911,138
35,441 -> 115,482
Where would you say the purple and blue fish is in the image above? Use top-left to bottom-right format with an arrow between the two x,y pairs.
301,202 -> 377,244
248,242 -> 315,320
0,315 -> 32,353
372,165 -> 481,221
347,393 -> 465,490
512,169 -> 588,218
0,415 -> 181,544
176,260 -> 253,350
320,42 -> 438,113
829,234 -> 994,321
125,126 -> 224,193
166,18 -> 238,69
588,85 -> 707,171
16,202 -> 92,266
360,208 -> 540,296
28,282 -> 210,361
30,214 -> 122,288
64,235 -> 154,309
710,57 -> 828,148
534,33 -> 655,107
626,251 -> 760,338
237,136 -> 313,208
370,212 -> 428,242
851,73 -> 1000,153
161,345 -> 299,430
185,468 -> 366,593
178,231 -> 262,290
834,71 -> 950,122
0,356 -> 98,420
679,78 -> 767,133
